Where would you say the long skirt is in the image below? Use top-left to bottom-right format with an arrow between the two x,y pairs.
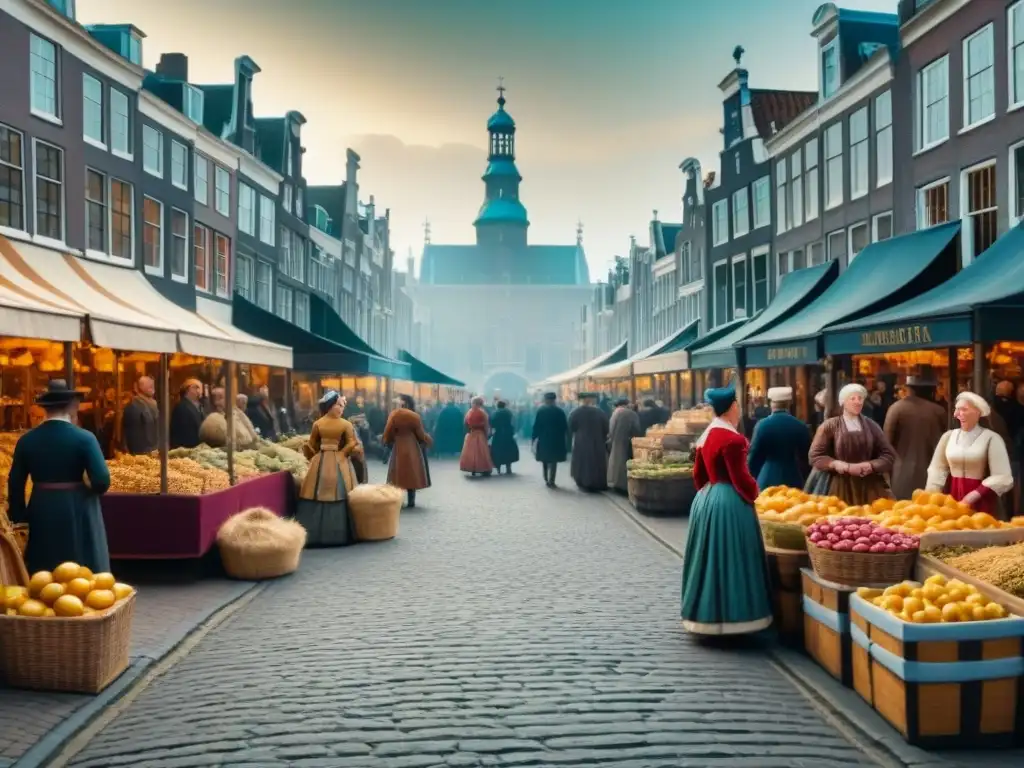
460,430 -> 494,474
294,457 -> 355,547
804,469 -> 892,505
680,482 -> 773,635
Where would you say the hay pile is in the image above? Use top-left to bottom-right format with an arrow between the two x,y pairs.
348,484 -> 403,541
945,542 -> 1024,597
216,506 -> 306,580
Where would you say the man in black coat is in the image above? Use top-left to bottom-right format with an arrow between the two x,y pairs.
531,392 -> 569,488
169,378 -> 204,449
121,375 -> 159,454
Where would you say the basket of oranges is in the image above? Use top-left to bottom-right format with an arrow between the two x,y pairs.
0,561 -> 136,693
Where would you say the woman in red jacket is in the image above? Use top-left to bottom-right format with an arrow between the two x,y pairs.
460,397 -> 495,476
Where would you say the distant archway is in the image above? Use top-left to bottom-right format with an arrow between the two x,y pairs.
483,371 -> 529,401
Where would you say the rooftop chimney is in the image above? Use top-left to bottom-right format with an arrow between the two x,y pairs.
345,149 -> 360,220
156,53 -> 188,82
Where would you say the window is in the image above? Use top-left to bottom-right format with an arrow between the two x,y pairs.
732,257 -> 747,319
313,204 -> 331,233
123,33 -> 142,67
824,122 -> 843,209
821,38 -> 839,99
1011,2 -> 1024,107
752,176 -> 770,229
143,197 -> 162,272
296,187 -> 304,218
777,249 -> 806,280
236,253 -> 253,300
110,88 -> 130,157
259,195 -> 275,245
170,208 -> 188,281
872,211 -> 893,242
183,85 -> 204,125
143,125 -> 163,177
214,233 -> 230,296
194,155 -> 208,205
827,230 -> 846,264
294,292 -> 310,330
286,143 -> 294,177
776,160 -> 788,234
255,261 -> 273,309
962,161 -> 997,264
282,184 -> 293,213
30,35 -> 58,119
85,168 -> 106,253
713,260 -> 729,327
0,126 -> 25,231
848,221 -> 869,263
194,224 -> 210,292
82,74 -> 103,144
214,165 -> 230,216
731,188 -> 749,237
917,56 -> 949,149
751,249 -> 768,312
963,24 -> 995,128
711,199 -> 728,246
34,141 -> 63,241
171,141 -> 187,190
805,139 -> 819,221
809,241 -> 826,266
238,183 -> 256,235
849,107 -> 869,199
110,179 -> 132,261
275,284 -> 294,322
876,91 -> 893,187
917,178 -> 950,229
46,0 -> 74,19
279,227 -> 305,281
790,151 -> 804,228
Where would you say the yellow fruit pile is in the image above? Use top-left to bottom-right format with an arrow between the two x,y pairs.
756,486 -> 847,527
859,490 -> 1013,534
857,574 -> 1009,623
108,454 -> 230,495
3,561 -> 134,618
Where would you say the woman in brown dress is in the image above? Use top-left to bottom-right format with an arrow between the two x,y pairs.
460,396 -> 495,476
382,394 -> 432,508
807,383 -> 896,505
296,390 -> 361,546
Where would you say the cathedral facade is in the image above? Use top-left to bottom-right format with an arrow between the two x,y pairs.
408,88 -> 592,398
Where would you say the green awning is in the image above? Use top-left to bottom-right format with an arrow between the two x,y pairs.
631,320 -> 702,375
590,320 -> 699,379
307,295 -> 409,378
232,294 -> 411,378
398,349 -> 465,387
537,340 -> 628,387
686,317 -> 749,355
739,221 -> 961,367
825,223 -> 1024,353
691,260 -> 839,370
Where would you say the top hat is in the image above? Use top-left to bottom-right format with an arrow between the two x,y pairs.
35,379 -> 82,407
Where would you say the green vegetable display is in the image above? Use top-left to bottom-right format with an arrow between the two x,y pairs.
169,441 -> 309,484
626,458 -> 693,480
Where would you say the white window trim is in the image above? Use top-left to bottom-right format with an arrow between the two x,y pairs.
170,140 -> 188,191
82,73 -> 105,150
875,91 -> 893,188
31,138 -> 66,248
731,253 -> 747,320
238,183 -> 256,236
194,223 -> 211,294
170,207 -> 189,284
849,107 -> 869,201
214,165 -> 231,217
1009,2 -> 1024,112
916,55 -> 950,155
1011,138 -> 1024,226
259,195 -> 276,246
752,176 -> 770,229
142,124 -> 163,179
0,124 -> 27,234
826,229 -> 846,265
194,153 -> 210,206
750,245 -> 770,311
106,177 -> 135,267
871,211 -> 893,242
29,34 -> 61,126
143,195 -> 163,276
847,220 -> 869,264
959,157 -> 997,267
916,176 -> 952,230
712,257 -> 729,328
109,87 -> 132,161
824,122 -> 844,211
731,188 -> 749,238
962,23 -> 996,133
820,37 -> 840,100
214,231 -> 231,298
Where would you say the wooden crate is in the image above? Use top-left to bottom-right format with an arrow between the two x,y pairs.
850,603 -> 874,706
801,567 -> 858,687
850,593 -> 1024,748
767,548 -> 808,647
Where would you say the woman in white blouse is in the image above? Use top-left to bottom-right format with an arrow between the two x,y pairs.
926,391 -> 1013,517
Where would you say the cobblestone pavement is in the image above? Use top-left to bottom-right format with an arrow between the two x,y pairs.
67,457 -> 881,768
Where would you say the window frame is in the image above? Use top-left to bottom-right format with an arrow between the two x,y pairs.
259,195 -> 276,245
255,259 -> 273,310
712,257 -> 729,328
84,166 -> 107,257
962,23 -> 996,130
731,253 -> 748,320
143,195 -> 164,275
750,246 -> 769,313
142,124 -> 163,178
1009,1 -> 1024,110
790,151 -> 804,228
960,158 -> 998,266
194,153 -> 209,206
294,291 -> 310,331
917,55 -> 950,151
238,183 -> 256,236
109,87 -> 132,159
805,138 -> 820,221
776,159 -> 789,234
170,140 -> 188,191
752,175 -> 770,229
916,176 -> 952,230
824,121 -> 844,210
711,198 -> 729,246
849,106 -> 869,200
731,187 -> 749,238
875,90 -> 893,187
82,73 -> 104,148
29,34 -> 60,123
214,165 -> 230,217
194,223 -> 211,293
214,231 -> 231,297
847,220 -> 870,264
826,229 -> 846,264
0,124 -> 27,233
169,207 -> 189,284
108,177 -> 134,264
32,138 -> 65,246
235,251 -> 254,300
820,37 -> 840,100
872,211 -> 894,243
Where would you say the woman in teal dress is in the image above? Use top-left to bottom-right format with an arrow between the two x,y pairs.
681,386 -> 772,638
8,379 -> 112,574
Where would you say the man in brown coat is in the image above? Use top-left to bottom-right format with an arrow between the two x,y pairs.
883,374 -> 947,500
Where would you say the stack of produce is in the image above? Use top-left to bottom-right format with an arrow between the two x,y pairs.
856,490 -> 1016,533
107,455 -> 229,495
927,541 -> 1024,598
277,434 -> 309,452
857,574 -> 1010,623
625,458 -> 693,480
4,562 -> 134,617
807,517 -> 920,553
755,486 -> 847,549
169,441 -> 309,485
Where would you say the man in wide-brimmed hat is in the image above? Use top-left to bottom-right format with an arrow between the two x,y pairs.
883,371 -> 947,499
747,386 -> 810,489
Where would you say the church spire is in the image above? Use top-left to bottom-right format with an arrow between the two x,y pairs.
475,80 -> 528,247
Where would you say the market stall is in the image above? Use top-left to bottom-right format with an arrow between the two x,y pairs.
395,349 -> 465,406
626,406 -> 710,515
588,321 -> 699,404
534,340 -> 628,403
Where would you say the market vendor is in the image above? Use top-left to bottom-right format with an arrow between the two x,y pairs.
7,379 -> 111,574
807,382 -> 896,505
747,387 -> 809,489
925,391 -> 1013,517
121,375 -> 159,455
170,378 -> 204,449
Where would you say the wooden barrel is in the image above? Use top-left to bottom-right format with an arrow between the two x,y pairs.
627,475 -> 696,516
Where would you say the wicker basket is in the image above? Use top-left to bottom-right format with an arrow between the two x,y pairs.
0,528 -> 29,588
0,592 -> 136,693
217,507 -> 306,581
349,484 -> 402,541
807,542 -> 916,586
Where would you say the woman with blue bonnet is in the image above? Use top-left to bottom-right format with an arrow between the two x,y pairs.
680,385 -> 773,638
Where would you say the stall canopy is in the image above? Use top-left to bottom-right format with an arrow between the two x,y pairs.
233,294 -> 410,377
690,260 -> 839,370
825,223 -> 1024,353
632,320 -> 704,375
398,349 -> 465,387
738,221 -> 961,367
0,236 -> 83,341
536,340 -> 628,387
589,321 -> 700,380
308,295 -> 409,379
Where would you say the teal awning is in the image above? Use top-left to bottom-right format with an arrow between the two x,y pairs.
691,260 -> 839,370
398,349 -> 464,387
739,221 -> 961,367
307,295 -> 410,378
825,223 -> 1024,353
232,294 -> 411,378
589,320 -> 699,379
538,340 -> 628,386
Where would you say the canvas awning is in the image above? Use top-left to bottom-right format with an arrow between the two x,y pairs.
309,295 -> 410,379
690,261 -> 839,370
537,340 -> 629,387
825,223 -> 1024,352
192,306 -> 293,368
0,236 -> 83,341
591,321 -> 700,379
398,350 -> 464,387
739,221 -> 961,367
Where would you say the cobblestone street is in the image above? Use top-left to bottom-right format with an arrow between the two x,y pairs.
66,458 -> 881,768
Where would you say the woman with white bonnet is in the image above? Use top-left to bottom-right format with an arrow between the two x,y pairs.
807,382 -> 896,504
925,391 -> 1013,517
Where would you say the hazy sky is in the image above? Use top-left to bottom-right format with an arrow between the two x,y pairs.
80,0 -> 895,278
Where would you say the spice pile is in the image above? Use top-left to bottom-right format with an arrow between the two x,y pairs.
108,455 -> 231,495
927,542 -> 1024,598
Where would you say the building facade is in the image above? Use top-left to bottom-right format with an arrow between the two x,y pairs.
676,157 -> 708,335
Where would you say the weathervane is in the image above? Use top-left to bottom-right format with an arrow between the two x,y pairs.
733,45 -> 745,67
497,76 -> 506,105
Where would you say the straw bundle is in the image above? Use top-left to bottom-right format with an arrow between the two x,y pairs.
349,484 -> 403,541
216,506 -> 306,580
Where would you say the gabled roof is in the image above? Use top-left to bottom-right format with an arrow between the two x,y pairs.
196,84 -> 233,139
660,224 -> 682,256
750,89 -> 818,140
254,117 -> 285,174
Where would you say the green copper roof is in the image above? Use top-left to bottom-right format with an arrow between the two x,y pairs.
474,198 -> 529,226
483,159 -> 522,180
487,108 -> 515,132
420,244 -> 589,285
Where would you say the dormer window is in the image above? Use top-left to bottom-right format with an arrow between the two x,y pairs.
313,205 -> 331,233
821,38 -> 839,99
46,0 -> 75,19
120,32 -> 141,66
183,85 -> 203,125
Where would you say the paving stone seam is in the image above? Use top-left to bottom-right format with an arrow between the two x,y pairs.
34,581 -> 267,768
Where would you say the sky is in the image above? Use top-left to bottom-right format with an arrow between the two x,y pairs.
80,0 -> 896,279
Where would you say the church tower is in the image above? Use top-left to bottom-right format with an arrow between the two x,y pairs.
474,80 -> 529,248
